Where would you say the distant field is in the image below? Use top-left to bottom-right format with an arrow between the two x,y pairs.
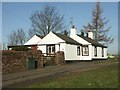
29,64 -> 118,88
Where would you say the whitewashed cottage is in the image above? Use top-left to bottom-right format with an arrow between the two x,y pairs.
24,26 -> 107,60
70,25 -> 107,60
37,31 -> 82,60
24,34 -> 44,45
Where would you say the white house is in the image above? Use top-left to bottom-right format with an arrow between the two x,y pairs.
70,25 -> 107,60
24,34 -> 44,45
23,34 -> 44,50
24,26 -> 107,61
37,31 -> 82,60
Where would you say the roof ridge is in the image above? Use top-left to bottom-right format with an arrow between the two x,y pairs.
77,34 -> 107,48
52,32 -> 81,45
35,34 -> 45,39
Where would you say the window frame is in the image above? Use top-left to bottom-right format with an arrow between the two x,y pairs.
94,46 -> 97,57
77,46 -> 80,56
102,48 -> 104,57
82,45 -> 89,56
46,44 -> 55,55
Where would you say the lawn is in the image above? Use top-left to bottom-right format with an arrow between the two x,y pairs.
29,64 -> 118,88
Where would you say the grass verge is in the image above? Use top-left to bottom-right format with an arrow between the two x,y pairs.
28,64 -> 118,88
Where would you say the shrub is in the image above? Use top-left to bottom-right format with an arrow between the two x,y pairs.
11,46 -> 31,51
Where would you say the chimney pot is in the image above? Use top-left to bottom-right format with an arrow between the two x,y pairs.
72,25 -> 75,28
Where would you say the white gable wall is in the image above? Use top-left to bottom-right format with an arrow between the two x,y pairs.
38,31 -> 65,45
24,35 -> 42,45
37,32 -> 66,56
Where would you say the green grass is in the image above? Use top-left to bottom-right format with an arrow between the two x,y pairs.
29,64 -> 118,88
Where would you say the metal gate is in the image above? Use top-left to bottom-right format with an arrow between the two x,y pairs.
26,57 -> 35,70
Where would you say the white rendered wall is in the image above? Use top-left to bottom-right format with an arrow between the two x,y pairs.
97,47 -> 102,57
37,44 -> 61,55
55,44 -> 60,52
64,44 -> 81,60
24,35 -> 42,45
81,45 -> 92,60
92,45 -> 95,57
37,45 -> 46,53
60,43 -> 66,52
104,48 -> 107,58
38,31 -> 65,45
92,47 -> 107,59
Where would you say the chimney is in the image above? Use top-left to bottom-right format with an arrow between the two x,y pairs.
70,25 -> 77,36
88,29 -> 93,39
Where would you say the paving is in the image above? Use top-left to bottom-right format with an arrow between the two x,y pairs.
2,59 -> 118,88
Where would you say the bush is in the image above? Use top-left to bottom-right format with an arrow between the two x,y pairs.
11,46 -> 31,51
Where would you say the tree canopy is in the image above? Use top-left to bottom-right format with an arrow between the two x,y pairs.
82,2 -> 113,45
29,6 -> 66,36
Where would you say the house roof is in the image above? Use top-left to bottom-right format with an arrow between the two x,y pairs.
36,34 -> 44,39
77,34 -> 107,48
52,32 -> 82,45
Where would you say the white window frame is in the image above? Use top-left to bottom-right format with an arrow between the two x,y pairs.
82,45 -> 89,56
77,46 -> 80,56
47,45 -> 55,55
94,46 -> 97,57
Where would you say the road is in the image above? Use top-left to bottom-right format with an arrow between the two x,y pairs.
2,59 -> 118,88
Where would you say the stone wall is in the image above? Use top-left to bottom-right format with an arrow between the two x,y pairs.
42,56 -> 56,66
55,51 -> 65,65
2,50 -> 65,74
2,50 -> 43,74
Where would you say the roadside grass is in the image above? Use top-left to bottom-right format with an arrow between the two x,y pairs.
28,64 -> 118,88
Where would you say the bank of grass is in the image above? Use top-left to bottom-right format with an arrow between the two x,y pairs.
29,64 -> 118,88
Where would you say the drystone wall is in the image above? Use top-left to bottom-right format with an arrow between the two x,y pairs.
2,50 -> 43,74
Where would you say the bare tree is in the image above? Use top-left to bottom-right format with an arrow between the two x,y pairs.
28,28 -> 36,39
17,29 -> 26,45
8,29 -> 26,45
30,6 -> 66,36
82,2 -> 113,45
8,31 -> 18,45
2,42 -> 7,50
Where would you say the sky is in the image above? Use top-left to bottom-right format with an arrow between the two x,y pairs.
2,2 -> 118,54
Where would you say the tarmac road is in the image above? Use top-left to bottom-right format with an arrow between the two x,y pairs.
2,59 -> 118,88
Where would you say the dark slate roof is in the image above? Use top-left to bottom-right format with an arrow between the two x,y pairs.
36,34 -> 44,39
77,34 -> 107,48
52,32 -> 82,45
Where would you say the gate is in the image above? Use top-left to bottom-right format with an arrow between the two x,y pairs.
26,57 -> 35,70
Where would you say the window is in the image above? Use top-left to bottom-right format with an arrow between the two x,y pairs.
94,46 -> 97,56
77,46 -> 80,55
47,45 -> 55,55
102,48 -> 104,57
82,45 -> 89,56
